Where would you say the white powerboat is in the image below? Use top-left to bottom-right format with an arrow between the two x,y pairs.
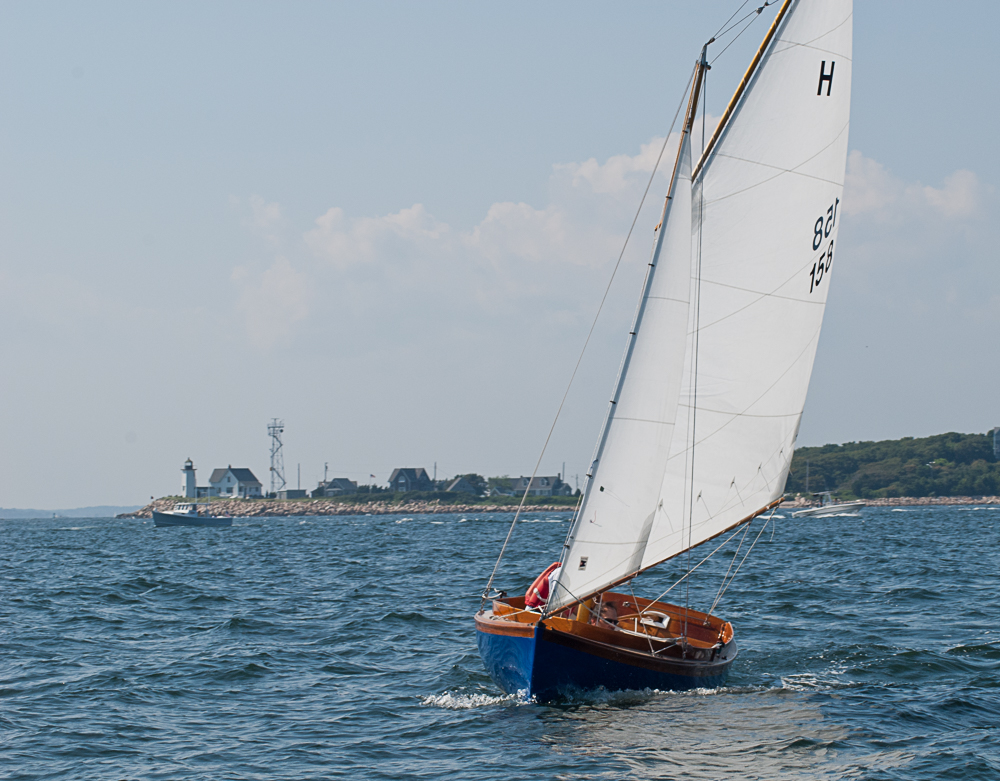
791,492 -> 864,518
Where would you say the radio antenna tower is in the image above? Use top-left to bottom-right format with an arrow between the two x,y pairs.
268,418 -> 286,494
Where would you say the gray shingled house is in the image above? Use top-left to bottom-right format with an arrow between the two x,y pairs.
311,478 -> 359,498
509,475 -> 573,497
388,468 -> 433,492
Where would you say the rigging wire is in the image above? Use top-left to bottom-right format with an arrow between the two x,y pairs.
707,506 -> 778,615
709,515 -> 756,608
646,522 -> 752,606
479,65 -> 697,608
711,2 -> 776,65
711,0 -> 752,40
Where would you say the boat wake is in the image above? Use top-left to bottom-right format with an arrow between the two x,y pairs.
421,690 -> 529,709
779,668 -> 856,692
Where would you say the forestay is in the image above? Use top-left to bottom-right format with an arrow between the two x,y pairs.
550,0 -> 853,612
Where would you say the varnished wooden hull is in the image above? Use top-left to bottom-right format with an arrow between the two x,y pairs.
475,593 -> 737,701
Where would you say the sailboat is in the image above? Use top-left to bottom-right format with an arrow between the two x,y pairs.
475,0 -> 852,700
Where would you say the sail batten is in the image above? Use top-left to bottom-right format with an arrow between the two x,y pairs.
550,0 -> 852,613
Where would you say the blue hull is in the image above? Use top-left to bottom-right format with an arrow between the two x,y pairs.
477,620 -> 735,702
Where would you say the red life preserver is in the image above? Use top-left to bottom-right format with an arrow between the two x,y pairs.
525,562 -> 561,608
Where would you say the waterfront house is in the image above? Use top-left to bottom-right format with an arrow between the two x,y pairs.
444,476 -> 478,495
208,466 -> 263,498
388,468 -> 433,492
509,475 -> 573,497
311,478 -> 359,498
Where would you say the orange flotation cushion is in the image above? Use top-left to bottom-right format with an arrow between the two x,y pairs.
524,561 -> 561,608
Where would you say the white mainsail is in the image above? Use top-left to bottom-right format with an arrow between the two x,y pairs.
550,0 -> 852,611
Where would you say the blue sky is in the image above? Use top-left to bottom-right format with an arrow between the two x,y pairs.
1,2 -> 997,507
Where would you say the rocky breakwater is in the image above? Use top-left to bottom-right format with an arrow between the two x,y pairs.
782,494 -> 1000,508
117,498 -> 576,519
861,495 -> 1000,507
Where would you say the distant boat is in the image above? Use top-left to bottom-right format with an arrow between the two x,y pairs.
791,492 -> 864,518
152,502 -> 233,528
476,0 -> 853,701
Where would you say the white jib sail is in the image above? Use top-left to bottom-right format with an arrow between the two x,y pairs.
549,111 -> 696,610
551,0 -> 852,611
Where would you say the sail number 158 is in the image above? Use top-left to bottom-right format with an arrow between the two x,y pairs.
809,198 -> 838,294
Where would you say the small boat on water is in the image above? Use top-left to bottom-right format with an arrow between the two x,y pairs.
152,502 -> 232,528
476,0 -> 853,701
791,492 -> 864,518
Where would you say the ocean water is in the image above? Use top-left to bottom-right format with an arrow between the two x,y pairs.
1,507 -> 998,780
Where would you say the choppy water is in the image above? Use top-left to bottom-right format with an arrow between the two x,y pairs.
1,507 -> 998,779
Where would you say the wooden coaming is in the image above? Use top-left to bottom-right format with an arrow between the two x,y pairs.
476,591 -> 733,651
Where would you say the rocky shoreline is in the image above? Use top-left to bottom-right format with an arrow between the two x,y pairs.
116,497 -> 578,519
117,494 -> 1000,519
783,495 -> 1000,508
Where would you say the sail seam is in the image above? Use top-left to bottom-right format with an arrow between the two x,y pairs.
698,277 -> 826,304
674,408 -> 800,419
771,42 -> 852,60
703,120 -> 850,207
684,252 -> 838,334
709,154 -> 844,186
613,416 -> 680,426
665,325 -> 822,465
769,12 -> 852,57
646,295 -> 688,304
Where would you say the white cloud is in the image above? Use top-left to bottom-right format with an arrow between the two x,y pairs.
554,134 -> 679,196
844,150 -> 988,222
232,256 -> 311,350
250,195 -> 283,230
304,204 -> 450,270
304,136 -> 677,285
920,169 -> 982,219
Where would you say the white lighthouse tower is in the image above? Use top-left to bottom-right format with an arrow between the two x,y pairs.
182,458 -> 197,498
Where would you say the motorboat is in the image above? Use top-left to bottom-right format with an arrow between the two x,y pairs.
152,502 -> 233,528
791,492 -> 865,518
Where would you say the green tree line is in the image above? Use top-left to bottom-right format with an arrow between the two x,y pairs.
786,431 -> 999,499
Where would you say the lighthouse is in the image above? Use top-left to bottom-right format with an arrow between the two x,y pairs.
182,459 -> 197,498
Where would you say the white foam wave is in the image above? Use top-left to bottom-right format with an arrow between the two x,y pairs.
421,690 -> 528,709
779,669 -> 853,692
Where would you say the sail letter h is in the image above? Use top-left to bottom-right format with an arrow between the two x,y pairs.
817,60 -> 835,96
